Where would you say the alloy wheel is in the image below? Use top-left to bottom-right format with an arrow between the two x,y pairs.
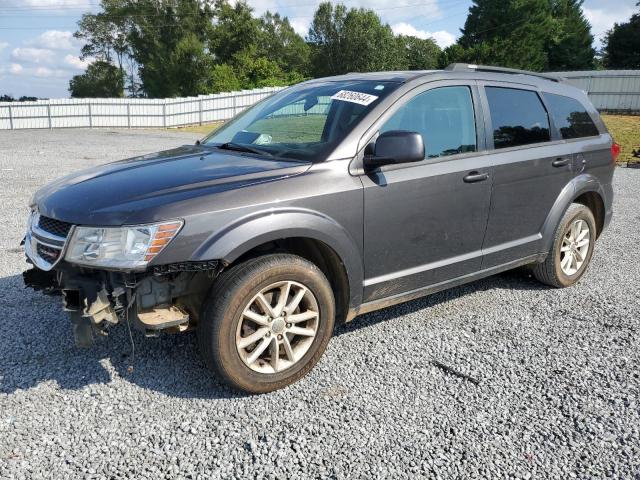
560,219 -> 590,276
235,280 -> 319,374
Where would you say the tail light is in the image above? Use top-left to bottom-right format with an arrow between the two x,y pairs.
611,142 -> 621,163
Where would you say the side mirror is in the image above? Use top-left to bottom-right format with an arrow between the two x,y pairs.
364,130 -> 425,169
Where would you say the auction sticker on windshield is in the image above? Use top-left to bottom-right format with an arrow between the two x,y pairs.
331,90 -> 379,106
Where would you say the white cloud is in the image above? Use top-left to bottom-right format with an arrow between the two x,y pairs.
11,47 -> 56,64
392,22 -> 456,48
5,0 -> 91,6
0,42 -> 8,52
290,19 -> 309,38
583,7 -> 636,47
64,54 -> 92,70
27,30 -> 79,51
34,66 -> 67,78
9,63 -> 24,75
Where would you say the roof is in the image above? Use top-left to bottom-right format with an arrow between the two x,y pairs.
307,70 -> 441,83
308,64 -> 569,87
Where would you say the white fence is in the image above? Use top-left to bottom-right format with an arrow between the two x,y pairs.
0,86 -> 286,130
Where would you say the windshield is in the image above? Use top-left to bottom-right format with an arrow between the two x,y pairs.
202,80 -> 399,162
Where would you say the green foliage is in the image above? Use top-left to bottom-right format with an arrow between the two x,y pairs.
209,64 -> 242,93
455,0 -> 595,71
308,2 -> 437,76
169,33 -> 216,97
397,36 -> 441,70
603,10 -> 640,69
69,60 -> 125,98
458,0 -> 553,71
210,0 -> 259,64
73,0 -> 311,98
259,12 -> 311,76
548,0 -> 595,71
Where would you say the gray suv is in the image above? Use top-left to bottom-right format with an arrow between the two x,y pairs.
23,64 -> 616,393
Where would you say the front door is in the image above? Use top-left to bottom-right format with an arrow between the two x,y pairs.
360,83 -> 493,302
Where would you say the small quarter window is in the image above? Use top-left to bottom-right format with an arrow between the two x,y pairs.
380,86 -> 477,159
543,93 -> 599,139
486,87 -> 551,149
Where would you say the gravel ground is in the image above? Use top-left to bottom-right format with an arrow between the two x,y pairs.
0,129 -> 639,479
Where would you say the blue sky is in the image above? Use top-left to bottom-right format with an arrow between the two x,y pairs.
0,0 -> 637,98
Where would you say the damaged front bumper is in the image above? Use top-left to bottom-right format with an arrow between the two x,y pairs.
22,212 -> 221,347
23,262 -> 220,347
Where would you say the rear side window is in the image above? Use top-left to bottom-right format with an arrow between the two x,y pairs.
485,87 -> 551,149
543,93 -> 599,139
380,86 -> 477,158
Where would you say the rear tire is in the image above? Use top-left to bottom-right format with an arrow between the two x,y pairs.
532,203 -> 596,288
198,254 -> 335,394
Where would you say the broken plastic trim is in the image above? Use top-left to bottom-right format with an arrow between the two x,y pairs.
152,260 -> 219,276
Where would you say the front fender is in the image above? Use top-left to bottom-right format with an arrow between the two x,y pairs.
192,207 -> 364,307
540,173 -> 607,252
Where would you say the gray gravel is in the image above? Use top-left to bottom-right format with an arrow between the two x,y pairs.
1,128 -> 639,479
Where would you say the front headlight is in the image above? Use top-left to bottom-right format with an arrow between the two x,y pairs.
65,220 -> 183,270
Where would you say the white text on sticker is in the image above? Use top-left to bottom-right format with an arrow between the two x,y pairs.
331,90 -> 379,106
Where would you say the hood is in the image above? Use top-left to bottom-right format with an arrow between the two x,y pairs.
33,145 -> 311,225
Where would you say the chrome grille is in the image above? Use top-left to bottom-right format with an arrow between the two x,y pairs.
24,211 -> 74,271
38,216 -> 73,237
36,243 -> 61,263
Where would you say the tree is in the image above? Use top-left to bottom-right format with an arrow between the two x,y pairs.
547,0 -> 595,71
453,0 -> 596,71
73,0 -> 310,97
210,0 -> 259,64
308,3 -> 405,77
603,8 -> 640,69
209,64 -> 242,93
75,0 -> 134,93
128,0 -> 216,98
259,12 -> 310,77
69,61 -> 125,98
397,35 -> 441,70
458,0 -> 554,71
169,33 -> 216,97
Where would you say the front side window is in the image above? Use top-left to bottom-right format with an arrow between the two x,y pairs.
203,80 -> 399,162
486,87 -> 551,149
543,93 -> 599,139
380,86 -> 477,159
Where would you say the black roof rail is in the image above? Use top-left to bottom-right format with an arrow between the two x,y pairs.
445,63 -> 564,83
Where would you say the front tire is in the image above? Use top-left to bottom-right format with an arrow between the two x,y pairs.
532,203 -> 596,288
198,254 -> 335,394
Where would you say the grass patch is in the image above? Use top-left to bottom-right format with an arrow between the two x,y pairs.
172,114 -> 639,165
171,122 -> 224,136
602,114 -> 640,164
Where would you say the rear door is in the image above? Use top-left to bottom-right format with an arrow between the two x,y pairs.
478,82 -> 576,268
360,81 -> 494,302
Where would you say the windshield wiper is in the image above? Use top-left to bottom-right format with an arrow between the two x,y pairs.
217,142 -> 273,157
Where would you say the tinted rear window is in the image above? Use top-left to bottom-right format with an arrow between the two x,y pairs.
543,93 -> 599,139
486,87 -> 551,149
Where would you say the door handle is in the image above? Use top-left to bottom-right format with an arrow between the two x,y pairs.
552,158 -> 570,167
463,171 -> 489,183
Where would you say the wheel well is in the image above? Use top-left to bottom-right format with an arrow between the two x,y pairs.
574,191 -> 605,238
229,237 -> 351,325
